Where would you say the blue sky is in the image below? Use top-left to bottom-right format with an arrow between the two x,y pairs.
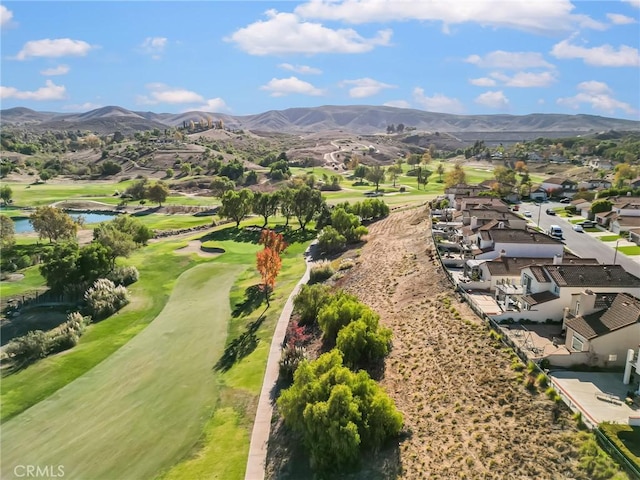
1,1 -> 639,119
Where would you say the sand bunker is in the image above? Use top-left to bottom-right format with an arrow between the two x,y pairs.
175,240 -> 224,257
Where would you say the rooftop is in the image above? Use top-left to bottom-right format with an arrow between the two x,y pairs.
521,290 -> 559,305
486,256 -> 598,276
565,293 -> 640,340
545,264 -> 640,288
483,229 -> 563,245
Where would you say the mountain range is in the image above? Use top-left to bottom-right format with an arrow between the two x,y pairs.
1,105 -> 639,138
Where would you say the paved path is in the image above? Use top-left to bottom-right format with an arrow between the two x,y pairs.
244,242 -> 316,480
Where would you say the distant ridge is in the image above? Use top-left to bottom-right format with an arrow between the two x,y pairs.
1,104 -> 638,136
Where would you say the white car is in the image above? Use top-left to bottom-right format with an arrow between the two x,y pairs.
573,224 -> 584,232
523,210 -> 532,218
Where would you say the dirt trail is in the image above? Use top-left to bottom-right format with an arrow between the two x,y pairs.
332,206 -> 588,479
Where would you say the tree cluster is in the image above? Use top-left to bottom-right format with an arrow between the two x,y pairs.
123,178 -> 170,206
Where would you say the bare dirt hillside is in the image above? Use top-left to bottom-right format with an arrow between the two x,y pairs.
268,207 -> 598,479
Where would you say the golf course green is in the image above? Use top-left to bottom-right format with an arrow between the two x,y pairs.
1,262 -> 242,480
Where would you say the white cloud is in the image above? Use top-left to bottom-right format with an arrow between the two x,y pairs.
0,80 -> 67,101
62,102 -> 103,112
489,71 -> 557,87
40,65 -> 70,76
260,76 -> 325,97
1,5 -> 14,27
139,37 -> 168,59
551,38 -> 640,67
474,90 -> 510,110
623,0 -> 640,8
384,100 -> 411,109
469,77 -> 497,87
227,10 -> 392,55
295,0 -> 605,34
341,78 -> 396,98
137,83 -> 204,105
606,13 -> 637,24
413,88 -> 465,114
557,81 -> 637,115
465,51 -> 553,70
278,63 -> 323,75
15,38 -> 94,60
192,98 -> 230,112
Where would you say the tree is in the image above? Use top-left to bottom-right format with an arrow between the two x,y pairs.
210,176 -> 236,198
387,164 -> 402,188
93,226 -> 136,268
292,186 -> 323,231
277,350 -> 403,473
514,160 -> 528,173
365,165 -> 385,192
444,163 -> 466,188
330,208 -> 368,244
436,162 -> 445,182
256,229 -> 286,305
106,215 -> 153,245
407,154 -> 421,172
277,188 -> 296,227
590,199 -> 612,215
124,178 -> 148,201
219,188 -> 254,227
147,181 -> 170,206
30,206 -> 78,243
614,163 -> 636,188
336,317 -> 392,368
253,192 -> 280,227
0,214 -> 15,250
353,164 -> 368,184
40,242 -> 112,294
318,226 -> 347,254
317,291 -> 376,342
492,166 -> 517,197
0,185 -> 12,205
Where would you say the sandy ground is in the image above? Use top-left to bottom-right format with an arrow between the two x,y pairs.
174,239 -> 221,258
267,206 -> 593,479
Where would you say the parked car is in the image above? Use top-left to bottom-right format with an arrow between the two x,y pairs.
573,224 -> 584,232
578,220 -> 596,228
523,210 -> 532,217
560,198 -> 570,203
546,209 -> 556,215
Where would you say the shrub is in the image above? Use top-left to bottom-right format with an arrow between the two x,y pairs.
336,318 -> 392,367
107,265 -> 139,286
317,292 -> 378,342
15,254 -> 32,270
293,284 -> 332,326
84,278 -> 130,320
278,350 -> 403,473
309,260 -> 334,284
338,259 -> 355,270
536,372 -> 548,388
279,345 -> 307,383
5,330 -> 49,363
318,226 -> 346,254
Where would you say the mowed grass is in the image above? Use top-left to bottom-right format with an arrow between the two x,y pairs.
1,261 -> 244,480
617,245 -> 640,255
0,265 -> 46,298
0,240 -> 207,422
599,235 -> 624,242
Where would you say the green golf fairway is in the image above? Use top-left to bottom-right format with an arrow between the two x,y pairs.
1,262 -> 243,480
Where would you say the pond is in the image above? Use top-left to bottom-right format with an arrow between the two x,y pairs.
13,212 -> 120,233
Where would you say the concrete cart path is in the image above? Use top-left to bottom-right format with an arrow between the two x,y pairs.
244,243 -> 316,480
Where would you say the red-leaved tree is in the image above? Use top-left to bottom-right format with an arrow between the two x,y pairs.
256,229 -> 287,306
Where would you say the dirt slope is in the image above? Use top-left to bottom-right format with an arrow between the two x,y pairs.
331,207 -> 589,479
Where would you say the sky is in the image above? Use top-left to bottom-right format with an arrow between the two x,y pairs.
0,1 -> 639,119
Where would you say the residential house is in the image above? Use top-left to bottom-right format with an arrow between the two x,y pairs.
530,187 -> 548,201
630,228 -> 640,246
444,184 -> 491,204
454,196 -> 509,212
514,264 -> 640,322
578,179 -> 612,191
526,152 -> 544,162
540,177 -> 578,199
595,210 -> 618,228
473,228 -> 564,261
604,197 -> 640,233
570,198 -> 592,218
561,292 -> 640,368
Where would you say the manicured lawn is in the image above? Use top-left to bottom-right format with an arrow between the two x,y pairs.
133,213 -> 213,230
599,423 -> 640,470
0,240 -> 207,422
599,235 -> 623,242
0,265 -> 46,298
4,181 -> 131,207
1,261 -> 243,480
617,245 -> 640,255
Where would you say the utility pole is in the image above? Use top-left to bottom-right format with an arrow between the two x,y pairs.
613,239 -> 621,265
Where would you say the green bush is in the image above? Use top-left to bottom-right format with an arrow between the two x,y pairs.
318,226 -> 346,254
309,261 -> 334,284
336,318 -> 392,367
84,278 -> 130,320
293,284 -> 332,326
279,345 -> 307,383
107,265 -> 139,286
317,291 -> 377,342
5,330 -> 49,363
277,350 -> 403,473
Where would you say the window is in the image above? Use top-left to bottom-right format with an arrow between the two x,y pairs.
574,301 -> 580,316
571,335 -> 584,352
553,285 -> 560,295
522,274 -> 532,294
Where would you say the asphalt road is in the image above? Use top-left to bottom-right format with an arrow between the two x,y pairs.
523,201 -> 640,276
